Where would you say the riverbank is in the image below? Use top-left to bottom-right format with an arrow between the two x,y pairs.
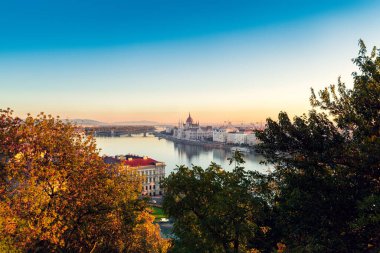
154,132 -> 256,152
95,135 -> 267,174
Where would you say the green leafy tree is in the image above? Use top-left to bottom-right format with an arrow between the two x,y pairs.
162,152 -> 271,253
256,40 -> 380,252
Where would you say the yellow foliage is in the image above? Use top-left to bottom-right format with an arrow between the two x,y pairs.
276,242 -> 286,253
0,110 -> 168,252
260,226 -> 271,235
14,152 -> 23,161
127,211 -> 171,253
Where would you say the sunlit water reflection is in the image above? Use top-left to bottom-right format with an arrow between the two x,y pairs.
95,135 -> 270,174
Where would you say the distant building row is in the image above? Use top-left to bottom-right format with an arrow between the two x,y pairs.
167,113 -> 261,146
213,127 -> 259,146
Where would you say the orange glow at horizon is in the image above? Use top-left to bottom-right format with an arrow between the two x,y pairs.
12,105 -> 311,125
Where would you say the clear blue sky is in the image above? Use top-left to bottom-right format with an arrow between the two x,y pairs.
0,0 -> 379,123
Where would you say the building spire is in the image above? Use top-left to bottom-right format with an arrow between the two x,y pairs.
186,113 -> 193,124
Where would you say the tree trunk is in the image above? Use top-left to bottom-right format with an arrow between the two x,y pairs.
222,242 -> 230,253
234,225 -> 240,253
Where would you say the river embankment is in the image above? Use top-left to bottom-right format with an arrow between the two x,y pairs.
153,132 -> 255,152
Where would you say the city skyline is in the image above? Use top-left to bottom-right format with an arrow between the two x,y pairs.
1,0 -> 380,123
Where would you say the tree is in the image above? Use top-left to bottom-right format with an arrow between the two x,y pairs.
256,40 -> 380,252
126,210 -> 171,253
162,152 -> 271,253
0,109 -> 169,252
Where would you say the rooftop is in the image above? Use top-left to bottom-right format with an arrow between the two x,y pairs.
124,157 -> 158,167
186,113 -> 193,124
103,154 -> 162,167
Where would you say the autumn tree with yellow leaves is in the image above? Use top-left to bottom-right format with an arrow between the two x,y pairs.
0,109 -> 169,252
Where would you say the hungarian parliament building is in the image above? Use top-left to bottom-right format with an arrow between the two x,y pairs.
169,113 -> 261,146
172,113 -> 213,141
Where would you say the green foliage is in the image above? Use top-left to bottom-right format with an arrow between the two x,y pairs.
162,152 -> 271,253
161,40 -> 380,252
152,206 -> 168,221
256,40 -> 380,252
0,237 -> 21,253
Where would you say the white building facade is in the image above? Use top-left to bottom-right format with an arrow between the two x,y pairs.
212,125 -> 239,143
226,132 -> 247,144
104,155 -> 165,196
212,127 -> 260,146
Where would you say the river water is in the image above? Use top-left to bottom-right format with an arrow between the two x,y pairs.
95,135 -> 270,174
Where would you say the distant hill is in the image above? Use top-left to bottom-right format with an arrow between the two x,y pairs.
65,119 -> 159,126
65,119 -> 108,126
112,120 -> 159,126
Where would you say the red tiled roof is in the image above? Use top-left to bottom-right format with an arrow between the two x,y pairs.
123,158 -> 158,167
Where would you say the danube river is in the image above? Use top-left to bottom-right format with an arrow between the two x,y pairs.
95,135 -> 270,174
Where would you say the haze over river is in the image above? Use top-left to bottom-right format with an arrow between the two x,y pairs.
95,135 -> 270,174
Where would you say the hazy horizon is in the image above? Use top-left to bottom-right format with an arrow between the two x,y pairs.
1,0 -> 380,123
17,114 -> 267,126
